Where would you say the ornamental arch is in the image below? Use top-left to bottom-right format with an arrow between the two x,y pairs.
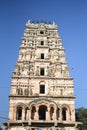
28,98 -> 59,121
61,104 -> 71,121
15,102 -> 27,121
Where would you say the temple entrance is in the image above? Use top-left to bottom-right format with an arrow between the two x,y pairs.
39,105 -> 47,120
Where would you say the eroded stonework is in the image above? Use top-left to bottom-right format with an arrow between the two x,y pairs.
4,20 -> 80,130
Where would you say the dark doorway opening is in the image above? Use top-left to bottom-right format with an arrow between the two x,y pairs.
39,105 -> 47,120
62,108 -> 67,120
17,107 -> 22,120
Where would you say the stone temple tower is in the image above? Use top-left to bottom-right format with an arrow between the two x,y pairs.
4,20 -> 79,130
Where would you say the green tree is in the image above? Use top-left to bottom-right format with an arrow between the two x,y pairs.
76,107 -> 87,130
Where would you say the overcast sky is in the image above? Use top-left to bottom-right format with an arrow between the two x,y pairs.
0,0 -> 87,125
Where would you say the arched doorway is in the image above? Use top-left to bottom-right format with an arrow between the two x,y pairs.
62,107 -> 67,121
39,105 -> 47,120
16,107 -> 22,120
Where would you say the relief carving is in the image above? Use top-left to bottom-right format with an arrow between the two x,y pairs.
36,66 -> 39,76
16,87 -> 23,95
47,66 -> 52,76
29,63 -> 34,76
62,66 -> 69,77
24,87 -> 29,95
14,64 -> 20,75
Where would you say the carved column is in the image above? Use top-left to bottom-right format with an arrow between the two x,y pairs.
57,108 -> 60,120
26,108 -> 29,120
46,107 -> 50,120
9,105 -> 14,120
34,106 -> 39,120
66,109 -> 68,121
22,108 -> 25,120
70,106 -> 75,121
66,109 -> 70,121
53,108 -> 57,120
59,109 -> 62,121
14,108 -> 17,121
28,109 -> 31,120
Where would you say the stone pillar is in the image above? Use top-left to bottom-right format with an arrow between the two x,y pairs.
57,108 -> 60,120
46,107 -> 50,120
26,109 -> 29,120
22,108 -> 25,120
59,109 -> 62,121
70,106 -> 75,121
14,108 -> 17,121
66,109 -> 70,121
9,105 -> 14,120
28,109 -> 30,120
34,107 -> 39,120
53,108 -> 57,120
28,109 -> 31,120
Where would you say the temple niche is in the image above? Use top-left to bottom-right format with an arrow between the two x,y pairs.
5,20 -> 80,130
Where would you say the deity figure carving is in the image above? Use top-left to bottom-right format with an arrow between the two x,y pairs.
62,66 -> 69,77
47,66 -> 51,76
29,84 -> 33,95
29,63 -> 34,76
36,66 -> 39,76
24,87 -> 29,95
16,87 -> 23,95
14,64 -> 20,75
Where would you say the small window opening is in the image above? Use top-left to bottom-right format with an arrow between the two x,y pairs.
41,41 -> 44,45
40,31 -> 44,34
40,85 -> 45,94
40,68 -> 44,75
41,53 -> 44,59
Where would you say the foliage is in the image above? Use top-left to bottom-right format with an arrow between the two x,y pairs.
75,107 -> 87,130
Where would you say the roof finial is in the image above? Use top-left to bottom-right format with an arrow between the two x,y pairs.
53,21 -> 55,25
28,20 -> 31,24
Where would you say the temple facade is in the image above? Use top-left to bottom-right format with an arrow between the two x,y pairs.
4,20 -> 79,130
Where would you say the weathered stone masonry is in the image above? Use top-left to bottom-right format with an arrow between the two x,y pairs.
4,20 -> 80,130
